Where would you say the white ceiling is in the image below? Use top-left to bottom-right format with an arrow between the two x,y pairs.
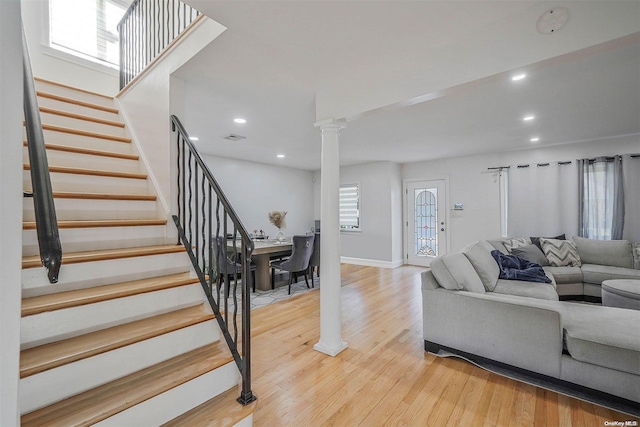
175,1 -> 640,170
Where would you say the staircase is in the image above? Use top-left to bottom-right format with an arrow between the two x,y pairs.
20,79 -> 256,426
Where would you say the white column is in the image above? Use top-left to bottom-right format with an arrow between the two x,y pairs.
314,121 -> 348,357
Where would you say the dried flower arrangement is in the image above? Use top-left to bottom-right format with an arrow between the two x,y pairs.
268,211 -> 287,229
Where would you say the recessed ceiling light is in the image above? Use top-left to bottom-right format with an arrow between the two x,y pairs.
511,74 -> 526,81
530,137 -> 540,142
523,115 -> 535,121
234,118 -> 247,124
189,136 -> 199,141
277,154 -> 285,158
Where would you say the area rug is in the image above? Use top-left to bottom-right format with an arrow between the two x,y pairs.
435,350 -> 640,417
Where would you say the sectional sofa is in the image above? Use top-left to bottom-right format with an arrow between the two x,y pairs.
421,239 -> 640,403
487,236 -> 640,300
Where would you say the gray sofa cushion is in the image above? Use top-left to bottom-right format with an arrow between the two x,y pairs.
572,236 -> 634,269
462,241 -> 500,292
581,264 -> 640,285
486,239 -> 509,254
512,244 -> 550,266
560,304 -> 640,376
542,266 -> 583,284
493,279 -> 558,301
430,253 -> 485,293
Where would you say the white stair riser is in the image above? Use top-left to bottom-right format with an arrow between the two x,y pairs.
35,81 -> 115,109
234,414 -> 254,427
24,171 -> 150,195
19,320 -> 219,414
22,224 -> 169,256
21,284 -> 205,349
37,129 -> 132,154
37,97 -> 120,122
38,112 -> 128,137
22,252 -> 192,297
23,197 -> 158,222
94,362 -> 239,427
24,148 -> 141,175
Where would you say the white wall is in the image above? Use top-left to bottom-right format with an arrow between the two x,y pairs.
314,161 -> 403,266
202,156 -> 315,237
0,1 -> 24,424
403,135 -> 640,252
21,0 -> 119,96
117,17 -> 224,216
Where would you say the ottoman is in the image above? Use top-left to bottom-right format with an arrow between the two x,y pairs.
601,279 -> 640,310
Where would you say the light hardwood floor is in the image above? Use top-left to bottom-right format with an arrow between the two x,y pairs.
250,264 -> 638,426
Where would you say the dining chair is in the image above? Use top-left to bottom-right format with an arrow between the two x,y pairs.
212,236 -> 257,294
270,234 -> 315,294
308,233 -> 320,286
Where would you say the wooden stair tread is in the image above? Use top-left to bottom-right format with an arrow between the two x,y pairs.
39,107 -> 125,128
34,77 -> 114,100
24,164 -> 147,180
54,191 -> 155,201
22,244 -> 185,269
21,342 -> 232,427
36,91 -> 119,114
39,123 -> 131,143
23,218 -> 167,230
20,305 -> 214,378
23,191 -> 156,201
22,273 -> 199,317
24,141 -> 138,160
162,388 -> 257,427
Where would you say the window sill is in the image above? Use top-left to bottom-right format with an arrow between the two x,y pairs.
340,229 -> 362,234
41,44 -> 119,77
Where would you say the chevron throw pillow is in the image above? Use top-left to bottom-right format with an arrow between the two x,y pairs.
540,238 -> 582,267
503,237 -> 530,253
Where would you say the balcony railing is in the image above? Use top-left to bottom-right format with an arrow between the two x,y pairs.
117,0 -> 200,89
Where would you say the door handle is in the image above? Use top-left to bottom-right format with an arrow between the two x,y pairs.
441,228 -> 445,231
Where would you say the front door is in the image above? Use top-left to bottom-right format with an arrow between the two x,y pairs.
405,179 -> 448,267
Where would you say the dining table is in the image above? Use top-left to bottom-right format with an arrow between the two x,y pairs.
228,238 -> 293,291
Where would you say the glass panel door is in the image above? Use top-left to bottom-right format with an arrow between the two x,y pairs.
406,179 -> 447,266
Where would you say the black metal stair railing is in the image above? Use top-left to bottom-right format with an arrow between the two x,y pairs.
22,27 -> 62,284
171,115 -> 257,406
117,0 -> 200,89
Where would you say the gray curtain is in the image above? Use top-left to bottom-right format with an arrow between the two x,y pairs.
578,155 -> 624,240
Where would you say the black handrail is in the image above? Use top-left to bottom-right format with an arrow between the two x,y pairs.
117,0 -> 200,89
22,28 -> 62,284
171,115 -> 257,406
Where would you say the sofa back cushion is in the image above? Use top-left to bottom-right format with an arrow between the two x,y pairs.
430,253 -> 486,293
572,236 -> 634,269
462,241 -> 500,291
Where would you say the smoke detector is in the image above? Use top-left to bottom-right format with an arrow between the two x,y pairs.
222,134 -> 246,141
537,7 -> 569,34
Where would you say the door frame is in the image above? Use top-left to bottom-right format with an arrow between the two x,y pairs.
402,176 -> 451,266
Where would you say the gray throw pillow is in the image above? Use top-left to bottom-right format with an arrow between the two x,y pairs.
540,238 -> 581,267
512,244 -> 550,266
531,234 -> 565,251
462,241 -> 500,292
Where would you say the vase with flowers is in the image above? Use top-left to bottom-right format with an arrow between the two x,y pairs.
268,211 -> 287,242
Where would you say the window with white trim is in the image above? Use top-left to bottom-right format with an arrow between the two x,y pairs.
340,184 -> 360,231
49,0 -> 131,67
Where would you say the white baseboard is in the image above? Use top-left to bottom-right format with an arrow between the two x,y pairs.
340,257 -> 403,269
